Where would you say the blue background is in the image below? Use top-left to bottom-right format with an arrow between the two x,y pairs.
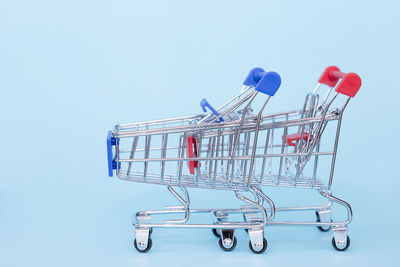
1,0 -> 399,266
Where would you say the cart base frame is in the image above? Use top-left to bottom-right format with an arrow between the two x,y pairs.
133,188 -> 352,253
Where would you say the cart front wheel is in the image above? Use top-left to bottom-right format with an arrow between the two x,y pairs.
332,236 -> 350,251
249,238 -> 268,254
134,237 -> 152,253
218,236 -> 237,251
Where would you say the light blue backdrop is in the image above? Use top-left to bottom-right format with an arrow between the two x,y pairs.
1,0 -> 399,266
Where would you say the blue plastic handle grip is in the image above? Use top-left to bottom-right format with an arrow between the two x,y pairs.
200,98 -> 224,123
107,131 -> 118,177
243,68 -> 281,96
243,67 -> 265,87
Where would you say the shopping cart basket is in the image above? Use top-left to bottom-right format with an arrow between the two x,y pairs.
107,66 -> 361,254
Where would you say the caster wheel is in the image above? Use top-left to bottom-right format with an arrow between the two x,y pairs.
332,236 -> 350,251
218,236 -> 237,251
249,238 -> 268,254
134,237 -> 152,253
316,211 -> 331,232
212,228 -> 220,238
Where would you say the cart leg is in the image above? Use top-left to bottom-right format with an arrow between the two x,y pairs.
242,205 -> 264,233
134,213 -> 152,253
136,212 -> 151,231
242,205 -> 260,223
248,228 -> 267,254
211,211 -> 228,237
332,226 -> 350,251
316,209 -> 332,231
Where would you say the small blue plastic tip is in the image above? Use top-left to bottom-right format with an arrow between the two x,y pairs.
200,98 -> 224,123
243,68 -> 281,96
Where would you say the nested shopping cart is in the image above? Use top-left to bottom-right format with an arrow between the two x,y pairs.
107,66 -> 361,254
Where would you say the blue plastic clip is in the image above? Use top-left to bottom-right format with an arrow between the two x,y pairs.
200,98 -> 224,123
243,67 -> 281,96
107,131 -> 120,177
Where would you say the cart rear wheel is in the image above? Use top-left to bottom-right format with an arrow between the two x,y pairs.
134,237 -> 152,253
218,236 -> 237,251
212,228 -> 220,238
316,211 -> 332,232
249,238 -> 268,254
332,236 -> 350,251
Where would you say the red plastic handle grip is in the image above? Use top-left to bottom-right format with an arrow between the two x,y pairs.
335,72 -> 362,98
285,132 -> 313,146
318,66 -> 362,97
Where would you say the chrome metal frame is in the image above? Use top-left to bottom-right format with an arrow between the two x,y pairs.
110,82 -> 354,252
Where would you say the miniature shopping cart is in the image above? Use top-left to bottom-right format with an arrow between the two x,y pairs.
107,66 -> 361,254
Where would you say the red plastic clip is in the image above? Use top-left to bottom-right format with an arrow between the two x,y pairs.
285,132 -> 313,147
186,136 -> 199,174
318,66 -> 362,97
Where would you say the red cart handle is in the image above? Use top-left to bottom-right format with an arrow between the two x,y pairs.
285,132 -> 313,147
186,136 -> 199,174
318,66 -> 362,97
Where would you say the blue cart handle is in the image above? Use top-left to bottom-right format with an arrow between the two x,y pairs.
243,67 -> 281,96
200,98 -> 224,123
107,131 -> 120,177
